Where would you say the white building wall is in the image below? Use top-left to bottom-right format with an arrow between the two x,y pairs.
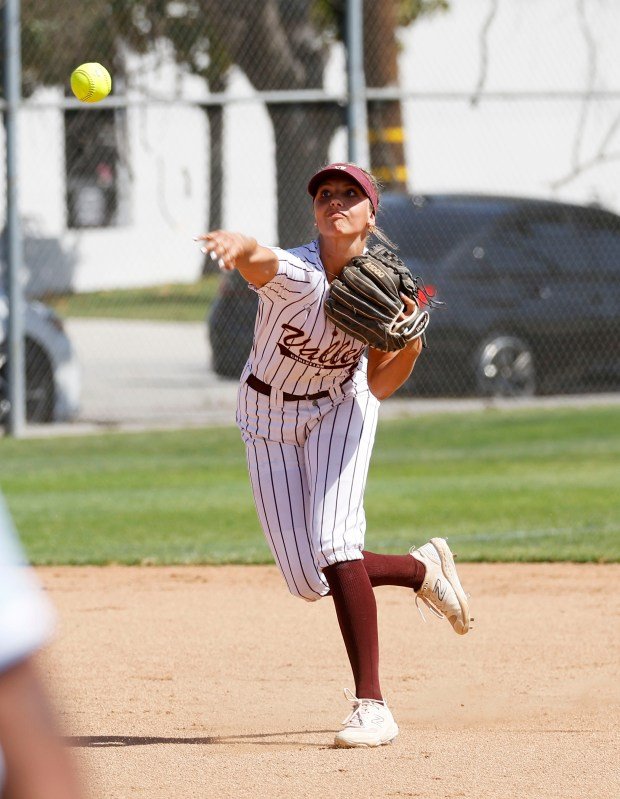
5,0 -> 620,294
399,0 -> 620,209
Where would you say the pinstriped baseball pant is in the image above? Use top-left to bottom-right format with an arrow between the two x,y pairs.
238,387 -> 380,601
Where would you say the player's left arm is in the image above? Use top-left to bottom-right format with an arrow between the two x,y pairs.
367,338 -> 423,400
367,294 -> 424,400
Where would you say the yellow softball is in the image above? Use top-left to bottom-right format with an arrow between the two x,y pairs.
70,62 -> 112,103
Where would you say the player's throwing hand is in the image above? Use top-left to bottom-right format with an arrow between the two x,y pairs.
195,231 -> 257,272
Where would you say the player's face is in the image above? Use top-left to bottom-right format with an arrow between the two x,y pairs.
313,178 -> 375,239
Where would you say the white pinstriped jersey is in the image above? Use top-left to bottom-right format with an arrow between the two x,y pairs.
235,240 -> 379,592
240,240 -> 368,397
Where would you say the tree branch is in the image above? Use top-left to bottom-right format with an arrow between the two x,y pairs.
549,148 -> 620,191
570,0 -> 597,170
470,0 -> 499,107
549,0 -> 620,190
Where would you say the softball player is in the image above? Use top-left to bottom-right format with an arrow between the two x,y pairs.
198,163 -> 470,748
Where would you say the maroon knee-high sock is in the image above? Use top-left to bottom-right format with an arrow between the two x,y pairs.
362,550 -> 426,591
322,560 -> 382,701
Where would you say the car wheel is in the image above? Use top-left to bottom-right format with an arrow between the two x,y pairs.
25,339 -> 55,423
475,335 -> 536,398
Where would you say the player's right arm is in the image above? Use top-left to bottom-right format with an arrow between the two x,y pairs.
196,231 -> 278,287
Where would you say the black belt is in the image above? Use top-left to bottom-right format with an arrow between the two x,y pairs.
246,373 -> 348,402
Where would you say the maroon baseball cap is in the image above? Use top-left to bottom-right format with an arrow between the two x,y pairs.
307,163 -> 379,210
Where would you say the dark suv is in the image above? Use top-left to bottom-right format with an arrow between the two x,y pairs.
208,193 -> 620,397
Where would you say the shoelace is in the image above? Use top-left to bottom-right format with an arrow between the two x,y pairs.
409,544 -> 445,623
410,544 -> 473,630
414,592 -> 446,623
341,688 -> 385,726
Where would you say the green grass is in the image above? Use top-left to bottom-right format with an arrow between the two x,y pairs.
1,406 -> 619,564
45,276 -> 221,322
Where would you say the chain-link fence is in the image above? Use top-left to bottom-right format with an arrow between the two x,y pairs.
2,0 -> 620,431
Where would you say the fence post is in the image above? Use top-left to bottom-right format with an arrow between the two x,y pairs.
346,0 -> 369,168
3,0 -> 25,436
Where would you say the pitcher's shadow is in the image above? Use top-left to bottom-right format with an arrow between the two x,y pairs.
66,730 -> 333,748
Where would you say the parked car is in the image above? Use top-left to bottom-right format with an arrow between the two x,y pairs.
208,269 -> 257,380
0,290 -> 81,425
207,192 -> 620,397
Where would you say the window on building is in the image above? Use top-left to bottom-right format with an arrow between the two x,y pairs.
64,109 -> 128,228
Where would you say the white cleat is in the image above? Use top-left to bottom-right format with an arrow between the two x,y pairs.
334,689 -> 399,748
410,537 -> 471,635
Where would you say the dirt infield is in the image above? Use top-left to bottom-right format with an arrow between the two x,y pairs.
37,564 -> 619,799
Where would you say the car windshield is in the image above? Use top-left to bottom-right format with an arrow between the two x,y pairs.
378,195 -> 508,266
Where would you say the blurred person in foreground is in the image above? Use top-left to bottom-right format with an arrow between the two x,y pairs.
0,493 -> 83,799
